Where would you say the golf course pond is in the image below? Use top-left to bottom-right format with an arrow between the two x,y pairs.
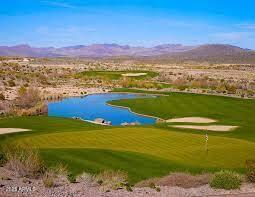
48,93 -> 157,125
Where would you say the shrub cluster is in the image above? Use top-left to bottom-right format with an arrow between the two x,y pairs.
120,78 -> 163,89
2,143 -> 45,178
15,87 -> 41,109
0,93 -> 5,101
246,160 -> 255,183
95,170 -> 129,192
12,86 -> 48,116
43,169 -> 56,188
42,163 -> 69,188
210,170 -> 242,190
77,172 -> 95,186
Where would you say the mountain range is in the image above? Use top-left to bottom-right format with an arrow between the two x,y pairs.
0,43 -> 194,57
0,44 -> 255,63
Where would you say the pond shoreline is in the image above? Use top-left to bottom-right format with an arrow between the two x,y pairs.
106,102 -> 163,122
48,93 -> 159,126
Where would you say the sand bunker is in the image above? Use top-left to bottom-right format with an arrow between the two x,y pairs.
0,128 -> 31,135
166,117 -> 217,123
170,125 -> 238,132
121,73 -> 147,77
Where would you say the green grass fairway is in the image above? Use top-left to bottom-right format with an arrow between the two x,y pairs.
1,89 -> 255,183
0,116 -> 103,144
19,127 -> 255,170
40,148 -> 187,183
110,88 -> 255,142
76,70 -> 158,80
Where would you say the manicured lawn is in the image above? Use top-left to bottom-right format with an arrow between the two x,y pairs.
109,88 -> 255,142
76,70 -> 158,80
0,116 -> 103,144
19,127 -> 255,170
1,88 -> 255,183
41,148 -> 199,184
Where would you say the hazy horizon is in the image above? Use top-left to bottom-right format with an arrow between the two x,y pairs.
0,43 -> 253,51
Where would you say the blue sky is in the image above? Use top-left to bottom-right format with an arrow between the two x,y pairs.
0,0 -> 255,49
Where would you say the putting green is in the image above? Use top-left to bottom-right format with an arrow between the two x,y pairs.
18,127 -> 255,169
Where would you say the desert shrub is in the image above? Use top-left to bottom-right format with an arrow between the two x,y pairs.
122,182 -> 133,192
173,78 -> 188,90
2,143 -> 45,178
8,79 -> 16,87
216,83 -> 227,93
246,160 -> 255,183
226,84 -> 237,94
77,172 -> 95,186
0,101 -> 10,113
95,170 -> 128,191
177,85 -> 188,91
140,181 -> 160,192
22,177 -> 31,184
136,172 -> 210,189
0,93 -> 5,100
67,173 -> 76,183
18,86 -> 27,96
0,151 -> 6,166
14,102 -> 48,116
52,163 -> 68,177
0,175 -> 11,180
135,177 -> 159,188
191,78 -> 208,89
210,170 -> 242,190
43,170 -> 55,188
16,87 -> 41,109
42,163 -> 69,188
149,182 -> 156,189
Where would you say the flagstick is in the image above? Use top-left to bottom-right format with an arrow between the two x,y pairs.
205,131 -> 208,152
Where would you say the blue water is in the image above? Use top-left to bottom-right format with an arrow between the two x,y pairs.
48,93 -> 156,125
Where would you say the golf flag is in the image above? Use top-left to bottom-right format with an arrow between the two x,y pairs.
205,132 -> 208,142
205,131 -> 208,152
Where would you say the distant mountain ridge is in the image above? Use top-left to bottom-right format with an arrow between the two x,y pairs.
0,43 -> 195,57
0,44 -> 254,63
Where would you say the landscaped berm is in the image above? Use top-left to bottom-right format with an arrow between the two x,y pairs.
1,89 -> 255,196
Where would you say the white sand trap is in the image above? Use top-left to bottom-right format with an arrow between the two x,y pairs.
170,125 -> 238,132
121,73 -> 147,77
0,128 -> 31,135
166,117 -> 217,123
